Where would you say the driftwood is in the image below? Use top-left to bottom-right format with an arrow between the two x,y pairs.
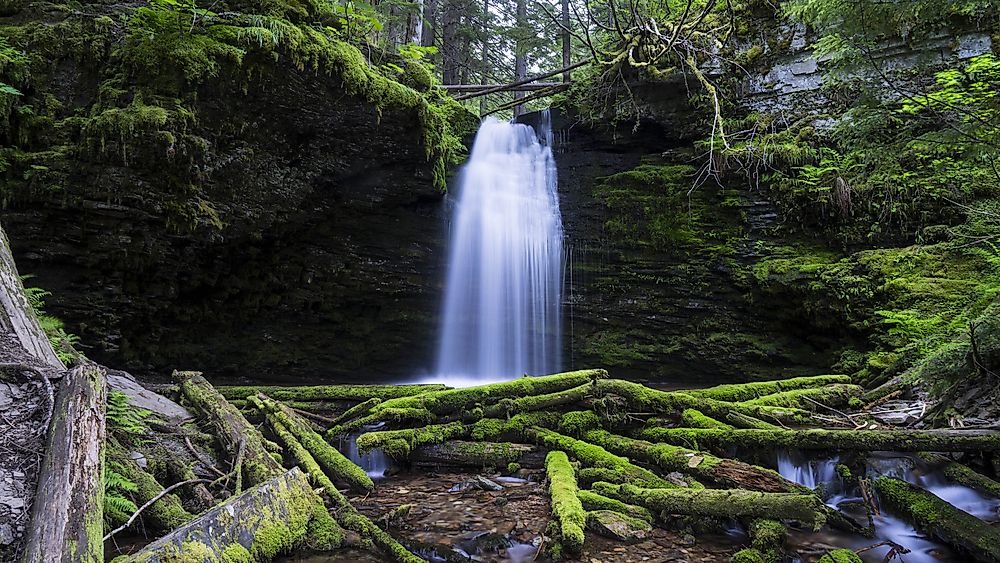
20,363 -> 107,563
875,477 -> 1000,562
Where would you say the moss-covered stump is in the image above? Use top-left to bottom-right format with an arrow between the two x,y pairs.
874,477 -> 1000,562
218,384 -> 448,402
593,483 -> 827,529
176,371 -> 283,487
127,468 -> 330,562
546,451 -> 587,555
250,394 -> 374,493
640,427 -> 1000,453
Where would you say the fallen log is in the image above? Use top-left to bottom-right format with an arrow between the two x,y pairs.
176,371 -> 284,487
593,483 -> 827,529
679,409 -> 734,430
250,394 -> 374,493
689,375 -> 853,402
110,449 -> 193,532
726,412 -> 783,430
328,397 -> 382,427
127,468 -> 337,562
640,427 -> 1000,453
356,421 -> 470,459
737,384 -> 863,411
546,450 -> 586,556
582,429 -> 800,493
266,418 -> 422,562
482,382 -> 592,419
20,363 -> 106,563
874,477 -> 1000,563
218,383 -> 449,402
329,370 -> 607,436
577,490 -> 654,523
918,453 -> 1000,498
410,440 -> 546,470
594,379 -> 813,425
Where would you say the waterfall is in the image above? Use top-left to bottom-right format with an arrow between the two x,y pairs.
436,111 -> 564,384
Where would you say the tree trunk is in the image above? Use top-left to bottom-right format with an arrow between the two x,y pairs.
0,224 -> 63,370
128,468 -> 333,561
640,427 -> 1000,453
420,0 -> 437,47
176,370 -> 284,487
513,0 -> 527,116
561,0 -> 570,82
410,440 -> 546,469
20,363 -> 107,563
218,383 -> 447,402
593,483 -> 828,529
440,0 -> 461,84
875,477 -> 1000,562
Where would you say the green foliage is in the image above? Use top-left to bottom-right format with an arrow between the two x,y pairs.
107,391 -> 153,445
104,460 -> 140,527
20,275 -> 80,365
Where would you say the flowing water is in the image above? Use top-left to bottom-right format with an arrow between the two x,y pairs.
435,112 -> 564,386
778,451 -> 1000,562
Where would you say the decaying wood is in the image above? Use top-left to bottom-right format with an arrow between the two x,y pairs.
875,477 -> 1000,562
176,370 -> 284,487
410,440 -> 546,469
20,363 -> 107,563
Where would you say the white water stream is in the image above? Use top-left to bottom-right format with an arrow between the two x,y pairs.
435,112 -> 564,386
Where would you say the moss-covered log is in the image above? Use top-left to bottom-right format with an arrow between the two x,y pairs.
328,397 -> 382,427
110,449 -> 193,532
919,453 -> 1000,498
583,430 -> 799,493
679,409 -> 734,430
251,394 -> 374,493
688,375 -> 853,402
482,382 -> 593,419
267,418 -> 422,562
737,384 -> 863,411
176,371 -> 283,487
21,363 -> 106,563
875,477 -> 1000,562
218,383 -> 449,402
330,370 -> 607,436
594,379 -> 813,425
577,490 -> 654,523
128,468 -> 335,563
546,451 -> 587,555
725,412 -> 783,430
410,440 -> 546,470
641,427 -> 1000,453
592,483 -> 827,529
356,421 -> 470,459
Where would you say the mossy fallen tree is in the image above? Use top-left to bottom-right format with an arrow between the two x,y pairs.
218,383 -> 449,402
640,427 -> 1000,453
874,477 -> 1000,562
918,453 -> 1000,498
126,468 -> 334,563
546,450 -> 587,555
109,449 -> 193,532
592,483 -> 827,529
410,440 -> 546,470
688,375 -> 853,402
250,393 -> 374,493
737,384 -> 863,411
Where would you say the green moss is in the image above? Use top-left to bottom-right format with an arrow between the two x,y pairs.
690,375 -> 853,402
740,384 -> 863,411
559,410 -> 602,436
577,490 -> 654,523
731,549 -> 766,563
355,421 -> 468,459
679,409 -> 734,430
817,548 -> 863,563
545,451 -> 587,555
219,383 -> 447,402
533,427 -> 674,489
506,462 -> 521,474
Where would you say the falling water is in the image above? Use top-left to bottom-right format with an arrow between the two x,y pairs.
436,111 -> 564,384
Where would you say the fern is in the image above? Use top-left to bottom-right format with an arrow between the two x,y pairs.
19,275 -> 81,366
104,461 -> 139,527
107,391 -> 153,444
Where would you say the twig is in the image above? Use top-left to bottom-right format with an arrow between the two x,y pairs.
291,407 -> 337,426
184,435 -> 226,478
103,478 -> 210,541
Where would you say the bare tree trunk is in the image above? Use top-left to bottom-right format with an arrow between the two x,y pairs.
513,0 -> 527,116
420,0 -> 437,47
410,0 -> 423,43
440,0 -> 461,84
0,225 -> 62,370
20,364 -> 107,563
561,0 -> 571,82
479,0 -> 490,113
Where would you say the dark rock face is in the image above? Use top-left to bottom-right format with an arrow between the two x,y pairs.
4,61 -> 449,383
543,110 -> 838,384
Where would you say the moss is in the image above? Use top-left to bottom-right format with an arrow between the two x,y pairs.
355,421 -> 468,459
506,462 -> 521,474
577,490 -> 654,523
679,409 -> 734,430
221,543 -> 252,563
219,383 -> 447,402
835,464 -> 853,481
740,384 -> 863,411
110,447 -> 192,532
559,410 -> 603,436
731,549 -> 766,563
251,394 -> 374,493
545,451 -> 587,555
817,549 -> 863,563
532,427 -> 674,489
748,519 -> 785,562
689,375 -> 853,402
